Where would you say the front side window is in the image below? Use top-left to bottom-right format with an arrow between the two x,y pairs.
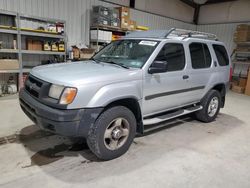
154,43 -> 185,71
213,44 -> 229,66
190,43 -> 212,69
92,39 -> 159,68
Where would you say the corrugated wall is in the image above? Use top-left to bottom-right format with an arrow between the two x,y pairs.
1,0 -> 248,79
0,0 -> 195,46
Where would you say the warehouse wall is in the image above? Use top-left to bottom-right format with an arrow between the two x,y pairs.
199,0 -> 250,24
0,0 -> 195,46
104,0 -> 129,6
134,0 -> 194,23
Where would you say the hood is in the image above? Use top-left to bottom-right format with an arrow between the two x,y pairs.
30,61 -> 142,87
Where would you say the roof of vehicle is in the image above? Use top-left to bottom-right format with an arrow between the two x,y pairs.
123,28 -> 219,42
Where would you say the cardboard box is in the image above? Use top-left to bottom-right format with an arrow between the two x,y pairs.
234,30 -> 250,42
32,40 -> 43,51
26,39 -> 43,51
72,46 -> 80,59
80,48 -> 95,59
236,46 -> 250,52
26,39 -> 33,50
117,7 -> 130,19
245,70 -> 250,96
232,85 -> 245,93
0,59 -> 19,70
128,20 -> 137,31
121,17 -> 130,29
239,78 -> 247,87
237,24 -> 250,31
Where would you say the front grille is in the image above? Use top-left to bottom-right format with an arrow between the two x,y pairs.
25,75 -> 49,99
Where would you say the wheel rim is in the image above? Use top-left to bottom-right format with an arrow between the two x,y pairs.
104,118 -> 130,151
207,97 -> 219,117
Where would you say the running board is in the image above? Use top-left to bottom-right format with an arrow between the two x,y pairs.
143,105 -> 202,126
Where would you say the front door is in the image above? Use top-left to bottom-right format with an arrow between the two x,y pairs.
143,42 -> 191,116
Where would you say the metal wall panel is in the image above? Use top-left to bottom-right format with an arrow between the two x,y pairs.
130,8 -> 195,30
0,0 -> 196,46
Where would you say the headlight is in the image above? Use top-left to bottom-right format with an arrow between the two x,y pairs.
48,84 -> 64,99
59,87 -> 77,105
49,84 -> 77,105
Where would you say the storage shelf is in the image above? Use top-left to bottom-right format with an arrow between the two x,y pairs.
232,73 -> 247,78
0,28 -> 18,34
90,39 -> 111,43
19,13 -> 65,23
232,61 -> 250,65
0,69 -> 19,73
0,68 -> 31,73
236,51 -> 250,54
21,50 -> 65,55
0,10 -> 67,91
91,25 -> 128,33
236,42 -> 250,45
0,49 -> 18,53
20,30 -> 65,39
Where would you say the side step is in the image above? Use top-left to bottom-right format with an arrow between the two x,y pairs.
143,105 -> 202,126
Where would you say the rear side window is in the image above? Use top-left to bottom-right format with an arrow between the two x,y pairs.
213,44 -> 229,66
189,43 -> 212,69
155,43 -> 185,72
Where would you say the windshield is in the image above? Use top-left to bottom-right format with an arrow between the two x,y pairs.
92,39 -> 159,68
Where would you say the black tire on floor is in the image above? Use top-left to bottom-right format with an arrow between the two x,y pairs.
87,106 -> 136,160
195,89 -> 221,123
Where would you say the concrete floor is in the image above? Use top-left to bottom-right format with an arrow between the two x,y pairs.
0,91 -> 250,188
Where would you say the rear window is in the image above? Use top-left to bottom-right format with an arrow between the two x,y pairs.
189,43 -> 212,69
213,44 -> 229,66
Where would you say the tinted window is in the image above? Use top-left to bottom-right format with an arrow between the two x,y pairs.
155,43 -> 185,71
213,44 -> 229,66
190,43 -> 212,69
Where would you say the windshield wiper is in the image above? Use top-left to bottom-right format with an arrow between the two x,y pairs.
104,61 -> 129,69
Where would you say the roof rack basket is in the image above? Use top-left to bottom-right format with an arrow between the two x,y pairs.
165,28 -> 218,41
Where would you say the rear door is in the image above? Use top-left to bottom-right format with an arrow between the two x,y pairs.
184,42 -> 214,102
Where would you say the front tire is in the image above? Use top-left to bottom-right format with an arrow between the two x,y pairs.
195,90 -> 221,123
87,106 -> 136,160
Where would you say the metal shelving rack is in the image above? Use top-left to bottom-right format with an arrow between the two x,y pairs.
90,25 -> 128,51
232,41 -> 250,78
0,9 -> 67,89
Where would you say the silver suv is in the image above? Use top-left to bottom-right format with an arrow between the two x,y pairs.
19,29 -> 230,160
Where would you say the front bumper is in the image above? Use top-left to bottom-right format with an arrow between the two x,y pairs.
19,89 -> 103,137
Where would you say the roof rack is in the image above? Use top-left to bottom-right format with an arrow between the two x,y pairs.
165,28 -> 218,41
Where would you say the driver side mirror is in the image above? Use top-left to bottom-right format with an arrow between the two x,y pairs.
148,61 -> 168,74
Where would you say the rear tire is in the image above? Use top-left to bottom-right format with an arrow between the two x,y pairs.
195,90 -> 221,123
87,106 -> 136,160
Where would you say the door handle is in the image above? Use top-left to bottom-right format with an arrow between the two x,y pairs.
183,75 -> 189,80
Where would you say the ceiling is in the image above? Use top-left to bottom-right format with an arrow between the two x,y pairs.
180,0 -> 237,7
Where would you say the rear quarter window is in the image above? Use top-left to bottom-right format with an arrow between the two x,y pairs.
212,44 -> 229,66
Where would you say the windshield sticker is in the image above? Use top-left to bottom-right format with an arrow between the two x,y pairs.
139,41 -> 157,46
